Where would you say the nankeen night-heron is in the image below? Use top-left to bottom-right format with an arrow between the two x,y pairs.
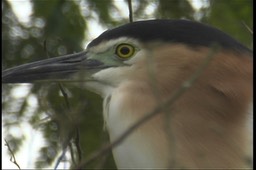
2,19 -> 252,169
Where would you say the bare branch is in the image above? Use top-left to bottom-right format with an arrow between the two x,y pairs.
54,147 -> 68,170
4,139 -> 21,170
127,0 -> 133,22
242,21 -> 253,34
74,128 -> 82,162
58,83 -> 71,110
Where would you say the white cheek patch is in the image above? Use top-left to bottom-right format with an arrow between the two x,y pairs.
92,67 -> 130,86
92,67 -> 118,82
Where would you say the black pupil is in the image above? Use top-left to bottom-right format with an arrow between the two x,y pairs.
120,47 -> 130,55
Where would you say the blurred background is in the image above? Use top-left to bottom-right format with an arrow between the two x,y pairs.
2,0 -> 253,169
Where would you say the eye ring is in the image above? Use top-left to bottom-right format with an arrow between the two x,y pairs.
115,43 -> 135,59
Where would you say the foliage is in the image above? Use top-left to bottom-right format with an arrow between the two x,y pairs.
2,0 -> 252,169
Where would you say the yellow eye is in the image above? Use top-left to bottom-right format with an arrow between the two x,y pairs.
115,43 -> 135,59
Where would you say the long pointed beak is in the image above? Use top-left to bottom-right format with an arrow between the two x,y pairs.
2,51 -> 105,83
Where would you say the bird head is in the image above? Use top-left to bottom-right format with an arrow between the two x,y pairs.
2,19 -> 252,97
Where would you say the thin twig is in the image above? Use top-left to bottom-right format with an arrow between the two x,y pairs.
54,126 -> 77,169
145,48 -> 177,167
58,83 -> 71,110
75,43 -> 220,169
127,0 -> 133,22
43,39 -> 50,58
69,143 -> 76,165
54,147 -> 68,170
74,127 -> 82,162
242,21 -> 253,34
146,50 -> 177,166
4,139 -> 21,170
